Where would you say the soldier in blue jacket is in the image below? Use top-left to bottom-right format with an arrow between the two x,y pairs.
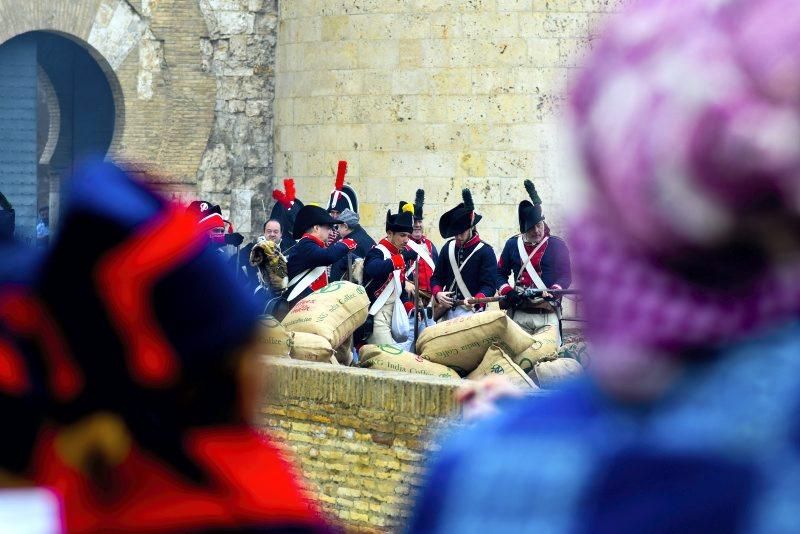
284,205 -> 356,314
497,180 -> 571,343
431,189 -> 498,321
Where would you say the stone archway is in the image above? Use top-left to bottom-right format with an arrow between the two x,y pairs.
0,0 -> 216,198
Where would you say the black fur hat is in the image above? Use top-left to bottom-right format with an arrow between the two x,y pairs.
518,179 -> 544,233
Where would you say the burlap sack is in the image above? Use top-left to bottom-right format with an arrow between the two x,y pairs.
557,341 -> 589,368
255,315 -> 291,357
359,344 -> 460,379
513,325 -> 560,374
467,344 -> 537,389
289,331 -> 335,363
417,310 -> 534,373
281,281 -> 369,349
533,357 -> 583,389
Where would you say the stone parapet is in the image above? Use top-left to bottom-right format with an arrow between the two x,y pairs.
259,358 -> 464,531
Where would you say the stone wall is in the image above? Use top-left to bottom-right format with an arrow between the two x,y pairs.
0,0 -> 278,239
260,358 -> 464,531
197,0 -> 278,237
273,0 -> 624,251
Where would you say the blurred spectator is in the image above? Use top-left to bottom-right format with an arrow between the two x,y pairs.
30,162 -> 330,533
36,207 -> 49,247
409,0 -> 800,532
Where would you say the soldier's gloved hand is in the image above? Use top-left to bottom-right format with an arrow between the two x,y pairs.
504,288 -> 524,307
225,232 -> 245,247
401,247 -> 418,262
341,238 -> 357,250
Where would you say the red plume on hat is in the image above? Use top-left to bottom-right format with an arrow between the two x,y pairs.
272,178 -> 296,210
335,161 -> 347,191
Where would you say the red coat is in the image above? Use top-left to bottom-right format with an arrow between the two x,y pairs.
34,426 -> 331,533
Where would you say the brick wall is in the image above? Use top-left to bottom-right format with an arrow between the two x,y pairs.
273,0 -> 625,251
260,358 -> 464,531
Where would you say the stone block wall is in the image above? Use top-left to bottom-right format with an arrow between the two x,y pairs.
273,0 -> 624,251
259,358 -> 464,531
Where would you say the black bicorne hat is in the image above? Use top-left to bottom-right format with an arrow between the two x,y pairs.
293,205 -> 344,240
518,179 -> 544,233
387,202 -> 414,233
438,188 -> 482,239
413,189 -> 424,220
326,161 -> 359,214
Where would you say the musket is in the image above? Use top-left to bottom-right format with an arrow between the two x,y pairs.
346,250 -> 353,282
413,256 -> 420,348
450,288 -> 581,307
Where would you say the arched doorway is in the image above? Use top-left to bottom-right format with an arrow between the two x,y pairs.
0,31 -> 119,244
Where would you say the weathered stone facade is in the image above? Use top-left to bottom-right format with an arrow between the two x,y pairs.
0,0 -> 276,238
260,358 -> 466,531
274,0 -> 623,250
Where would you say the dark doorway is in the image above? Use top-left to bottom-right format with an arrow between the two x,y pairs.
0,31 -> 117,243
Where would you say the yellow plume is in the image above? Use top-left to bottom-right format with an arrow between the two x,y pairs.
402,203 -> 414,214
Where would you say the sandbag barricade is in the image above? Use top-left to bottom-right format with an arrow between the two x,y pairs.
467,344 -> 537,389
533,357 -> 583,389
512,325 -> 559,374
417,310 -> 535,374
281,281 -> 369,349
289,331 -> 335,362
359,344 -> 460,379
557,340 -> 589,368
256,315 -> 291,357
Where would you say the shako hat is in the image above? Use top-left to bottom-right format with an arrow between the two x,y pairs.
293,205 -> 343,240
518,179 -> 545,233
438,188 -> 482,239
326,161 -> 359,213
387,202 -> 414,233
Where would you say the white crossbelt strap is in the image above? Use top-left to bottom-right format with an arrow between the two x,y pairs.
516,235 -> 548,290
447,239 -> 484,300
405,239 -> 435,277
286,265 -> 326,301
369,244 -> 403,315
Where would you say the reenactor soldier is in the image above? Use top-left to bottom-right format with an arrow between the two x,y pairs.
361,204 -> 417,345
403,189 -> 439,306
325,160 -> 359,246
431,189 -> 499,321
284,204 -> 356,312
498,180 -> 572,343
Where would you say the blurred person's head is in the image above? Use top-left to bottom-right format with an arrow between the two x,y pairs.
34,162 -> 264,483
569,0 -> 800,391
263,219 -> 282,244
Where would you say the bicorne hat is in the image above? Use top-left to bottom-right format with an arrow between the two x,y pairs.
518,179 -> 544,233
326,161 -> 359,213
293,205 -> 343,240
438,188 -> 482,239
387,202 -> 414,233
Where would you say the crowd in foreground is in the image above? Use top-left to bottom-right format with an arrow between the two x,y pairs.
2,0 -> 800,531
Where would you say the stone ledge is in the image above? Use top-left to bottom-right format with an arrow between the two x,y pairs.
263,357 -> 464,418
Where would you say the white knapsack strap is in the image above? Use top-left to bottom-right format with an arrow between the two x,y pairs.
447,240 -> 484,300
406,239 -> 435,277
516,235 -> 548,290
286,265 -> 326,301
369,244 -> 402,315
